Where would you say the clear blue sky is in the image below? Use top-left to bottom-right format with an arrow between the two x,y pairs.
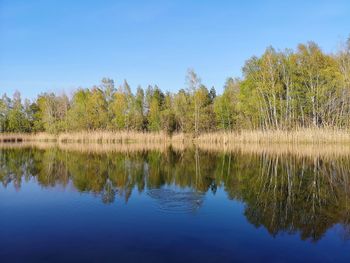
1,0 -> 349,99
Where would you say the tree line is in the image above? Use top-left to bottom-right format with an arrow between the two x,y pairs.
1,38 -> 350,134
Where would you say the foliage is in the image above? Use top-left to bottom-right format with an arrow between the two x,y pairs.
1,38 -> 350,133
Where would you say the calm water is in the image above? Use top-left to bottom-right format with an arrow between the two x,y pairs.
0,147 -> 350,263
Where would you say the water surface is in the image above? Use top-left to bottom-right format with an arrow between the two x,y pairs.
0,147 -> 350,263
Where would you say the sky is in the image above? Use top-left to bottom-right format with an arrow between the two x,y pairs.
0,0 -> 349,99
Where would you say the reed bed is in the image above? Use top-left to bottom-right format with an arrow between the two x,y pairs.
196,129 -> 350,144
1,129 -> 350,146
0,141 -> 57,150
57,140 -> 171,153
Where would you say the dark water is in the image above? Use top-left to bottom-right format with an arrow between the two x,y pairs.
0,147 -> 350,263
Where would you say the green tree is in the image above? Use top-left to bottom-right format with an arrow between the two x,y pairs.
336,37 -> 350,127
7,91 -> 31,132
132,86 -> 146,131
36,93 -> 69,133
68,89 -> 90,131
173,89 -> 192,133
100,78 -> 116,126
0,94 -> 11,132
194,85 -> 214,132
186,69 -> 202,135
161,92 -> 176,134
295,42 -> 341,127
87,87 -> 108,130
147,86 -> 164,132
214,78 -> 239,130
111,80 -> 134,130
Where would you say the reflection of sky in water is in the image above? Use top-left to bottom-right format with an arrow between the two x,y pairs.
0,148 -> 350,263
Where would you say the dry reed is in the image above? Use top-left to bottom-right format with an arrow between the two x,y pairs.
1,129 -> 350,146
196,129 -> 350,144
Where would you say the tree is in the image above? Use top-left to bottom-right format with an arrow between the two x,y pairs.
336,37 -> 350,127
7,91 -> 30,132
132,86 -> 146,131
243,47 -> 283,129
147,86 -> 164,132
1,37 -> 350,134
186,69 -> 202,135
214,78 -> 239,130
111,80 -> 134,130
0,94 -> 10,132
87,87 -> 108,130
100,78 -> 116,126
295,42 -> 341,127
68,89 -> 90,131
209,86 -> 216,103
36,93 -> 70,133
173,89 -> 192,133
194,85 -> 214,132
161,92 -> 176,134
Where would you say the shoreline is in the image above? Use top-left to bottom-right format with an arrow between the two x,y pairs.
2,129 -> 350,145
1,142 -> 350,159
2,131 -> 350,158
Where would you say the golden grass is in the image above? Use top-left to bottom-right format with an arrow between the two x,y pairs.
196,129 -> 350,144
1,128 -> 350,146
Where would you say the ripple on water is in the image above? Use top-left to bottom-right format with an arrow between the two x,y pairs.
147,188 -> 205,214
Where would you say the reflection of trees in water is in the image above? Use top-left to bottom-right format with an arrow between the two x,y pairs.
0,147 -> 350,241
101,179 -> 116,204
241,154 -> 350,241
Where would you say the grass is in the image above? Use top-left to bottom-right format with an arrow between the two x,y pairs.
1,128 -> 350,159
196,128 -> 350,144
1,128 -> 350,145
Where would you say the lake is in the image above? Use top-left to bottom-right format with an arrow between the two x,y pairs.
0,146 -> 350,263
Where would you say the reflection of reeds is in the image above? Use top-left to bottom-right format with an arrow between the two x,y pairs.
57,142 -> 169,153
57,131 -> 170,144
0,141 -> 170,153
196,143 -> 350,158
2,141 -> 350,158
0,131 -> 171,144
1,129 -> 350,157
0,133 -> 56,142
